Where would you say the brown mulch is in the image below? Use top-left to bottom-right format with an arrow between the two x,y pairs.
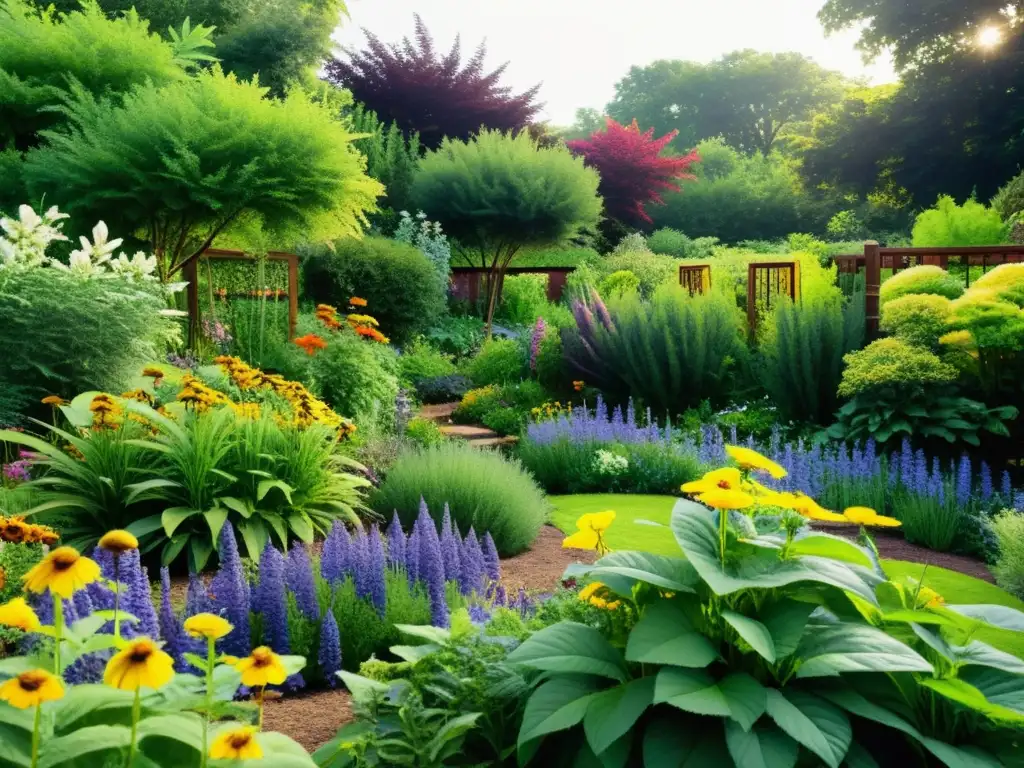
262,688 -> 353,753
813,523 -> 995,583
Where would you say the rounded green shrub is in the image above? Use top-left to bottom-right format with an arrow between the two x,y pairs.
598,270 -> 640,298
911,195 -> 1009,247
598,250 -> 677,297
497,274 -> 549,326
465,337 -> 527,387
404,417 -> 447,447
370,442 -> 548,555
301,235 -> 446,344
969,262 -> 1024,307
837,337 -> 958,397
880,293 -> 952,348
879,265 -> 964,305
398,339 -> 456,385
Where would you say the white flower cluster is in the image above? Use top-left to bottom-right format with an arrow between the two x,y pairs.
593,449 -> 629,476
0,204 -> 157,283
394,209 -> 451,280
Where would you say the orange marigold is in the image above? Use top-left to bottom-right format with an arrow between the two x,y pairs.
294,334 -> 328,356
349,296 -> 368,307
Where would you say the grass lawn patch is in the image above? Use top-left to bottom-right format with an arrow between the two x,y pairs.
550,493 -> 1024,658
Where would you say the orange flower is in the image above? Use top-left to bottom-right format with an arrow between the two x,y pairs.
349,296 -> 368,307
572,381 -> 585,392
293,334 -> 328,356
354,325 -> 389,344
41,395 -> 68,406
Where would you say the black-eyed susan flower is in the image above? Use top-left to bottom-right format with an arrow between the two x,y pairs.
98,529 -> 139,554
22,546 -> 100,598
725,445 -> 787,479
210,726 -> 263,760
696,488 -> 755,510
0,669 -> 64,709
0,597 -> 41,632
0,516 -> 30,544
681,467 -> 744,495
184,613 -> 233,640
103,637 -> 175,691
233,646 -> 287,688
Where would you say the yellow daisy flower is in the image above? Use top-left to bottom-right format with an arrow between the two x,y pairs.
789,493 -> 848,522
210,726 -> 263,760
681,467 -> 744,494
183,613 -> 233,640
234,647 -> 287,688
103,638 -> 175,691
22,547 -> 101,598
725,445 -> 787,479
697,488 -> 755,510
0,597 -> 41,632
562,511 -> 616,551
0,669 -> 64,709
98,530 -> 139,554
843,506 -> 902,528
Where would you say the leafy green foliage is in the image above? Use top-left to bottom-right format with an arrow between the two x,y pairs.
597,269 -> 640,298
646,228 -> 719,259
837,337 -> 958,397
23,69 -> 383,280
465,338 -> 527,387
912,196 -> 1009,247
412,375 -> 472,406
403,417 -> 446,448
880,293 -> 952,348
370,442 -> 547,556
345,103 -> 421,218
397,340 -> 456,387
563,286 -> 746,413
410,129 -> 602,328
993,511 -> 1024,601
0,267 -> 175,425
424,315 -> 486,359
301,236 -> 445,345
496,274 -> 550,327
880,265 -> 965,305
595,249 -> 677,298
760,295 -> 865,425
992,169 -> 1024,221
507,499 -> 1024,766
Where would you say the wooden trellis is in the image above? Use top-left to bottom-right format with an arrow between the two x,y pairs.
747,261 -> 799,336
679,264 -> 712,296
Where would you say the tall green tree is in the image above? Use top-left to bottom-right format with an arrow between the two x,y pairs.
410,129 -> 601,331
345,103 -> 421,217
23,69 -> 383,281
608,50 -> 847,155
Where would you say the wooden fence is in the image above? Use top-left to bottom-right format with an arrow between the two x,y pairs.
184,249 -> 299,339
834,242 -> 1024,337
449,266 -> 575,305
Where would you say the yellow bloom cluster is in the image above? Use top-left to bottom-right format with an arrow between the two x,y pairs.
177,375 -> 230,411
530,400 -> 570,423
578,581 -> 621,610
88,393 -> 122,430
0,516 -> 59,546
460,385 -> 497,408
214,356 -> 356,438
562,511 -> 615,555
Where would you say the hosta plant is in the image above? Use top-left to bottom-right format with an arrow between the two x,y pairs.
505,500 -> 1024,765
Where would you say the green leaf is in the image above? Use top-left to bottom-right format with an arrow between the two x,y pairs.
53,684 -> 135,732
124,515 -> 165,538
724,721 -> 798,768
518,677 -> 600,748
920,678 -> 1024,725
389,644 -> 438,663
764,689 -> 850,768
960,667 -> 1024,716
642,716 -> 731,768
655,668 -> 765,731
953,641 -> 1024,675
508,622 -> 628,682
237,518 -> 269,562
785,533 -> 875,569
567,550 -> 699,595
0,722 -> 31,767
426,713 -> 481,763
625,601 -> 717,668
584,677 -> 655,756
39,725 -> 132,768
794,624 -> 933,677
136,713 -> 204,762
257,478 -> 294,504
203,507 -> 229,543
161,533 -> 190,567
218,496 -> 253,519
336,672 -> 390,703
947,604 -> 1024,633
722,610 -> 775,662
759,600 -> 816,659
287,512 -> 314,543
123,478 -> 180,505
161,507 -> 198,537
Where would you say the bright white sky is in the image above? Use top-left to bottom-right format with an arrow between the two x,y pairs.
332,0 -> 897,126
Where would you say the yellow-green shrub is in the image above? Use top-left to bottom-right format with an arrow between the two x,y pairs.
838,337 -> 958,397
879,265 -> 964,305
598,269 -> 640,297
880,293 -> 952,348
969,262 -> 1024,306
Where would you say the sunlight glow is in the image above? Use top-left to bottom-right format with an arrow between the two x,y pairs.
977,25 -> 1004,49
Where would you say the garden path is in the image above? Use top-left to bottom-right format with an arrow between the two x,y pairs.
417,402 -> 518,448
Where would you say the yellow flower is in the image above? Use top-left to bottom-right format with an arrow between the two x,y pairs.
578,582 -> 605,602
0,597 -> 41,632
843,506 -> 902,528
103,638 -> 175,691
788,493 -> 848,522
681,467 -> 743,494
40,395 -> 68,406
0,669 -> 64,709
219,655 -> 240,666
98,530 -> 138,554
184,613 -> 233,640
725,445 -> 787,479
562,511 -> 615,552
697,488 -> 755,510
1,517 -> 30,544
210,726 -> 263,760
22,546 -> 101,598
234,647 -> 287,688
917,586 -> 946,608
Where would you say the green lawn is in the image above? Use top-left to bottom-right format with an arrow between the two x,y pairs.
550,493 -> 1024,657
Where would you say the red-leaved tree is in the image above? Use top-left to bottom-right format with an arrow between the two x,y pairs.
567,118 -> 699,226
325,14 -> 542,150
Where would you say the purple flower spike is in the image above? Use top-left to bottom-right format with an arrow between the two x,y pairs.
417,514 -> 449,628
351,529 -> 370,598
980,462 -> 993,500
459,528 -> 486,596
255,543 -> 303,690
287,544 -> 320,620
159,567 -> 187,671
387,512 -> 407,570
440,504 -> 462,583
209,524 -> 251,657
481,532 -> 500,584
318,608 -> 342,687
406,523 -> 422,586
321,521 -> 350,583
366,526 -> 387,615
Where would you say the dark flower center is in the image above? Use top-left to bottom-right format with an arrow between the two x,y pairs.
52,555 -> 77,571
229,734 -> 252,749
19,676 -> 43,692
717,480 -> 732,489
130,648 -> 153,664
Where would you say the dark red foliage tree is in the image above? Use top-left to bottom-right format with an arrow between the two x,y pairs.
325,14 -> 542,150
567,118 -> 699,226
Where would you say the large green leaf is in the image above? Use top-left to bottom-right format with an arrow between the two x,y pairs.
764,689 -> 850,768
287,512 -> 314,543
642,716 -> 730,768
722,610 -> 775,662
53,685 -> 135,733
953,641 -> 1024,675
959,667 -> 1024,716
39,725 -> 132,768
794,624 -> 933,677
759,600 -> 816,659
566,550 -> 700,596
136,713 -> 204,766
237,518 -> 269,562
257,478 -> 294,504
785,533 -> 875,570
670,500 -> 879,602
724,721 -> 799,768
625,601 -> 717,668
655,668 -> 765,731
508,622 -> 628,682
584,677 -> 655,756
920,678 -> 1024,725
519,677 -> 601,747
947,605 -> 1024,633
161,506 -> 199,537
426,713 -> 482,764
0,722 -> 31,767
203,507 -> 229,543
124,515 -> 165,538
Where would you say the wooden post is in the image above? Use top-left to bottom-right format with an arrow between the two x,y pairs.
183,257 -> 200,344
286,253 -> 299,340
864,241 -> 881,339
